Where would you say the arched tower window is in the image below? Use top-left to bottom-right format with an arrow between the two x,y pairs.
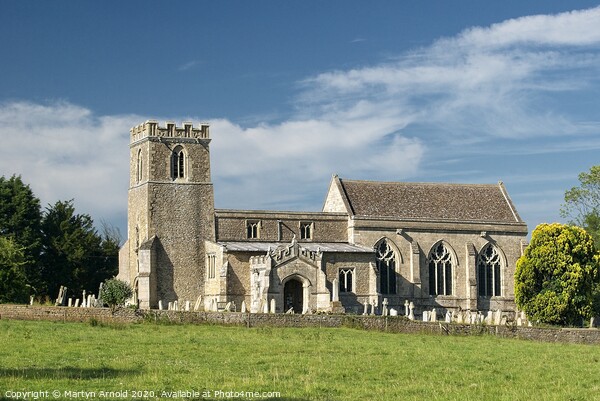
136,149 -> 143,183
171,146 -> 186,179
428,242 -> 453,296
376,239 -> 397,294
478,243 -> 502,297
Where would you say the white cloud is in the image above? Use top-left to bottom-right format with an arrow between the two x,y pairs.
0,101 -> 139,229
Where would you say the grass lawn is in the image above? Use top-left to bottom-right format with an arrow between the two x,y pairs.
0,319 -> 598,401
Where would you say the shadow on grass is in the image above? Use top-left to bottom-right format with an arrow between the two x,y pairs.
0,367 -> 139,379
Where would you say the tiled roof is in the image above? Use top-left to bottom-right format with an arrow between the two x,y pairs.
337,178 -> 523,223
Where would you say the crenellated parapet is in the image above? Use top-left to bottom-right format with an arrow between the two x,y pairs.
130,120 -> 210,143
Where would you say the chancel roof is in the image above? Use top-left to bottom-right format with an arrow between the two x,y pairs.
333,177 -> 523,224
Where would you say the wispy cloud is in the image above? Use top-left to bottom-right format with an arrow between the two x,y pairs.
178,60 -> 202,71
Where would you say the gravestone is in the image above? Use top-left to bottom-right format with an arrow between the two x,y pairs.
408,302 -> 415,320
390,308 -> 398,316
445,311 -> 451,323
241,301 -> 247,313
158,300 -> 163,310
430,308 -> 437,322
332,278 -> 339,302
185,301 -> 191,311
363,302 -> 368,316
382,298 -> 389,316
422,311 -> 429,322
404,299 -> 410,316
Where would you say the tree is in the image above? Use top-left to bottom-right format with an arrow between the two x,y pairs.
0,236 -> 29,303
515,223 -> 600,326
40,200 -> 118,298
561,165 -> 600,247
0,175 -> 43,291
100,278 -> 133,311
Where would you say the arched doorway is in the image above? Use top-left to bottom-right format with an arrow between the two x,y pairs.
284,279 -> 303,313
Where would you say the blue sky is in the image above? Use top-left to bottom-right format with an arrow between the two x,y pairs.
1,1 -> 600,239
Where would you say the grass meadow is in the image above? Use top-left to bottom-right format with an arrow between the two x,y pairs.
0,319 -> 598,401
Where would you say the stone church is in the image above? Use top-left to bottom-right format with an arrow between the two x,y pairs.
118,121 -> 528,315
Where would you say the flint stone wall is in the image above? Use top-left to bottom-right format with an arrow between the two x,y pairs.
1,305 -> 599,345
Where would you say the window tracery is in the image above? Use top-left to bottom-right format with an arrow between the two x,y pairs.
428,242 -> 453,296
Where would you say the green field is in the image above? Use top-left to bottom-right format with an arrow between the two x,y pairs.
0,319 -> 598,401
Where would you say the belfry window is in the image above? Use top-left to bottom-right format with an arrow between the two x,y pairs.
428,242 -> 453,296
172,147 -> 185,179
339,268 -> 354,293
247,220 -> 261,239
376,239 -> 397,294
478,243 -> 502,297
136,149 -> 143,183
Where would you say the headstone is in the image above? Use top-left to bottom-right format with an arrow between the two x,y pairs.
82,290 -> 87,307
185,301 -> 191,311
517,317 -> 523,326
390,308 -> 398,316
68,298 -> 73,307
369,300 -> 376,316
590,317 -> 596,328
262,302 -> 269,314
241,301 -> 247,313
225,302 -> 232,312
456,312 -> 463,324
332,278 -> 340,302
74,299 -> 80,308
494,309 -> 502,326
431,308 -> 437,322
97,282 -> 104,307
87,295 -> 93,308
194,296 -> 202,311
168,301 -> 173,310
30,296 -> 34,306
158,300 -> 164,310
286,307 -> 294,314
363,302 -> 368,316
486,311 -> 493,325
470,312 -> 477,325
404,299 -> 410,316
270,298 -> 276,314
422,311 -> 429,322
445,311 -> 451,323
408,302 -> 415,320
173,300 -> 179,311
382,298 -> 389,316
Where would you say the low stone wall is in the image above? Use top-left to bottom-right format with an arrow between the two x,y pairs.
1,304 -> 599,345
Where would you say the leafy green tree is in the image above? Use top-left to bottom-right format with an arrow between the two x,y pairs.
40,200 -> 118,298
100,278 -> 133,311
561,165 -> 600,247
0,175 -> 43,291
515,223 -> 600,326
0,236 -> 29,303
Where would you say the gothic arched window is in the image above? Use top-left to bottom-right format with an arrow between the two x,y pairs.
376,239 -> 397,294
478,243 -> 502,297
136,149 -> 143,183
428,242 -> 453,296
172,147 -> 185,179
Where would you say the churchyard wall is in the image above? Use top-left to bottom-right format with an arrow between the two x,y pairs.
1,305 -> 599,345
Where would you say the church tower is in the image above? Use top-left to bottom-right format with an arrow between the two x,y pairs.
121,120 -> 215,309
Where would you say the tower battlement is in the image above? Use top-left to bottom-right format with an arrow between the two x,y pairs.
130,120 -> 210,143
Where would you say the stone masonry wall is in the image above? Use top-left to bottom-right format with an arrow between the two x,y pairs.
2,305 -> 599,345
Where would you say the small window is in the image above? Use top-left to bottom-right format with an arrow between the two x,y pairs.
171,147 -> 185,179
207,254 -> 216,279
339,268 -> 354,293
246,220 -> 261,239
300,222 -> 313,240
136,149 -> 143,183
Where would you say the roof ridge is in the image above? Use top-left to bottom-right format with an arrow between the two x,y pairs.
339,177 -> 500,187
